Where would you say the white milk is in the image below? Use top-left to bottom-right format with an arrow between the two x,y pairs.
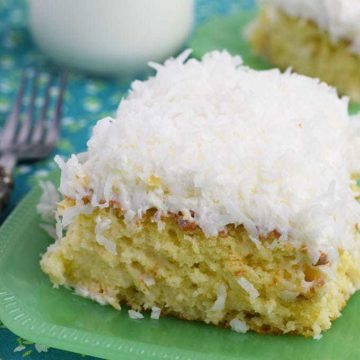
29,0 -> 194,75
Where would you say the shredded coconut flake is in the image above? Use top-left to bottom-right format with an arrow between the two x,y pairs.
312,324 -> 323,340
128,310 -> 144,319
74,286 -> 114,307
62,204 -> 92,228
262,0 -> 360,55
237,277 -> 259,300
37,181 -> 60,239
230,318 -> 249,333
95,216 -> 117,254
13,345 -> 25,353
150,306 -> 161,320
55,50 -> 360,260
55,213 -> 63,239
39,223 -> 57,239
211,284 -> 227,311
37,181 -> 60,221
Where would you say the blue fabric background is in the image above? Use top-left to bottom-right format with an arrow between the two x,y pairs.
0,0 -> 255,358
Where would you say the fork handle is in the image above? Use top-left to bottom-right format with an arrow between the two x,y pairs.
0,164 -> 14,213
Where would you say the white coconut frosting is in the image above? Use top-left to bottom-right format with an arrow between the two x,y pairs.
262,0 -> 360,55
56,50 -> 360,263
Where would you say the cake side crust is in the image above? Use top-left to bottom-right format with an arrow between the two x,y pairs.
40,201 -> 360,338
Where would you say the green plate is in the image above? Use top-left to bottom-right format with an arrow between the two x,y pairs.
0,12 -> 359,357
1,180 -> 360,359
189,10 -> 360,113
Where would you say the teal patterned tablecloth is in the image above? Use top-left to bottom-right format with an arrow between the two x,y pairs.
0,0 -> 254,359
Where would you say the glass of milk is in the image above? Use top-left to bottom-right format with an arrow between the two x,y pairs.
28,0 -> 194,75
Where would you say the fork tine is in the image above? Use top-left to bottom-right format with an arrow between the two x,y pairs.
17,69 -> 40,145
31,71 -> 55,144
0,71 -> 27,150
45,71 -> 67,146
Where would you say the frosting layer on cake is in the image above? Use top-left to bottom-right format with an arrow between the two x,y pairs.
56,50 -> 360,263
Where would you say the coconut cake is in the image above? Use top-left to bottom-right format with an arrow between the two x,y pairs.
40,50 -> 360,338
248,0 -> 360,102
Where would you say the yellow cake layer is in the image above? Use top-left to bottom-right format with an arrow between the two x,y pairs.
248,8 -> 360,102
40,200 -> 360,337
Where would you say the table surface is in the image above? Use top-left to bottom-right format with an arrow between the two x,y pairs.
0,0 -> 255,359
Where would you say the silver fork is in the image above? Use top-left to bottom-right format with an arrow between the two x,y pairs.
0,69 -> 67,212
